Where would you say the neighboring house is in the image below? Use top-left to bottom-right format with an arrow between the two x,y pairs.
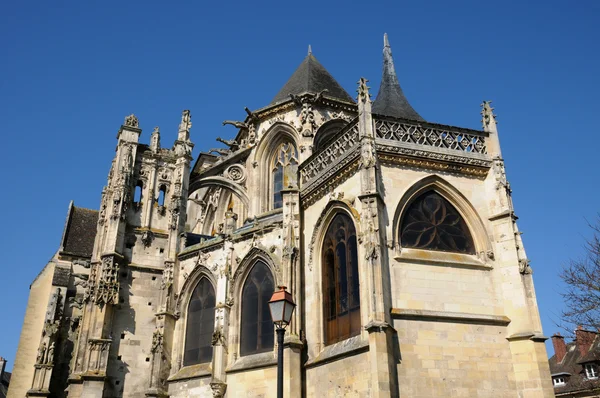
550,327 -> 600,397
0,357 -> 11,398
8,34 -> 555,397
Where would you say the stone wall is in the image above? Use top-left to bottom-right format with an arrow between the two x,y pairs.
7,262 -> 55,398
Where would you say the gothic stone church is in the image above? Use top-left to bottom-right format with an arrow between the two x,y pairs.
9,35 -> 554,397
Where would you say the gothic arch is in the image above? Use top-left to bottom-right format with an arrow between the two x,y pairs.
313,119 -> 348,151
308,200 -> 364,350
174,264 -> 217,370
253,122 -> 300,212
391,175 -> 492,257
188,176 -> 250,207
176,264 -> 217,319
228,247 -> 279,359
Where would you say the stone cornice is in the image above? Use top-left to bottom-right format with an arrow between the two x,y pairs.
391,308 -> 511,326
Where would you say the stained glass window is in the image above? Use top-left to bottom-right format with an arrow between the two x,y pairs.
240,261 -> 275,356
400,191 -> 475,254
183,278 -> 216,366
272,142 -> 298,209
322,213 -> 360,345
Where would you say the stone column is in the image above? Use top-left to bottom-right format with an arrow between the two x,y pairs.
356,78 -> 398,397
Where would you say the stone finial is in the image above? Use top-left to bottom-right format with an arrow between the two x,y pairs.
124,114 -> 139,128
384,32 -> 390,48
357,77 -> 371,103
179,109 -> 192,134
308,44 -> 312,55
150,126 -> 161,153
481,101 -> 497,131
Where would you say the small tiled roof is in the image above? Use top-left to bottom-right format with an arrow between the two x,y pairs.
549,333 -> 600,395
271,51 -> 354,105
372,34 -> 424,121
61,206 -> 98,258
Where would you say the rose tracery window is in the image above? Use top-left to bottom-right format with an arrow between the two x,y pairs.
240,261 -> 275,356
272,142 -> 298,209
183,277 -> 216,366
322,213 -> 361,345
400,191 -> 475,254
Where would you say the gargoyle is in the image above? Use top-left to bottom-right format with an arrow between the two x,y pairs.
216,137 -> 239,151
209,148 -> 232,156
222,120 -> 248,129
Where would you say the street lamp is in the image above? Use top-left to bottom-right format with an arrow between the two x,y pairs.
268,285 -> 296,398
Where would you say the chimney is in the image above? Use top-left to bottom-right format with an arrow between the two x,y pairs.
575,325 -> 597,357
552,333 -> 567,363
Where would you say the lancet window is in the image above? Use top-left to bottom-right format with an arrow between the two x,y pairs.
400,191 -> 475,254
183,278 -> 216,366
272,142 -> 298,209
322,213 -> 360,345
240,261 -> 275,356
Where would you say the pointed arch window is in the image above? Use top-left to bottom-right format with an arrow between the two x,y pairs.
400,191 -> 475,254
322,213 -> 360,345
240,261 -> 275,356
183,278 -> 216,366
272,142 -> 298,209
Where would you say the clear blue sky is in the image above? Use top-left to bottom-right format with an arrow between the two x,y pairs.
1,1 -> 598,371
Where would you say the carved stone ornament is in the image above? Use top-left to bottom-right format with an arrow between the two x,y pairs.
179,110 -> 192,133
141,230 -> 154,247
151,329 -> 164,354
196,251 -> 210,267
210,381 -> 227,398
224,164 -> 246,183
357,77 -> 370,103
519,259 -> 533,275
481,100 -> 497,129
124,114 -> 139,128
95,256 -> 120,306
211,325 -> 227,352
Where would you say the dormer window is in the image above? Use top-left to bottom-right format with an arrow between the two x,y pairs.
585,363 -> 598,379
552,376 -> 566,386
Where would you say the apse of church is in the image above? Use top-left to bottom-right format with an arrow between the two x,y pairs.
8,35 -> 554,398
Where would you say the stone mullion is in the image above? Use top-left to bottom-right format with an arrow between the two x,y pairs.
210,240 -> 233,398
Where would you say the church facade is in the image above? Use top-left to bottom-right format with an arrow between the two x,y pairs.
9,35 -> 554,397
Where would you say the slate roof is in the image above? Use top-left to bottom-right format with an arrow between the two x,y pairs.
372,34 -> 424,122
271,52 -> 354,105
549,332 -> 600,396
0,371 -> 10,398
61,206 -> 98,258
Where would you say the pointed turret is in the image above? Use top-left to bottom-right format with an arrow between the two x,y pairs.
372,33 -> 424,121
271,50 -> 354,104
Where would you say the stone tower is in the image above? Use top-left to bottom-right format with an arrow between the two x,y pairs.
9,36 -> 553,397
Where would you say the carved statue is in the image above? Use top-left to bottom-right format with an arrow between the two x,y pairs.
151,329 -> 163,354
179,110 -> 192,133
47,342 -> 55,364
216,137 -> 240,151
36,342 -> 47,364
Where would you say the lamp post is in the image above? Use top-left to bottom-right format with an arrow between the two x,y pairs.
268,285 -> 296,398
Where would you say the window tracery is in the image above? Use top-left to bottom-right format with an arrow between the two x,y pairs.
240,261 -> 275,356
272,142 -> 298,209
400,191 -> 475,254
183,277 -> 216,366
322,213 -> 360,345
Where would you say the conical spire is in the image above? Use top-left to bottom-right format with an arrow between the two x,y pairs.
372,34 -> 424,121
271,51 -> 354,104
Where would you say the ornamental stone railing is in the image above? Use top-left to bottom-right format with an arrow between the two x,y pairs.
300,119 -> 360,189
375,118 -> 487,154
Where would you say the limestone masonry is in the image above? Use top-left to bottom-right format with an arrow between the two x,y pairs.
8,35 -> 554,397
